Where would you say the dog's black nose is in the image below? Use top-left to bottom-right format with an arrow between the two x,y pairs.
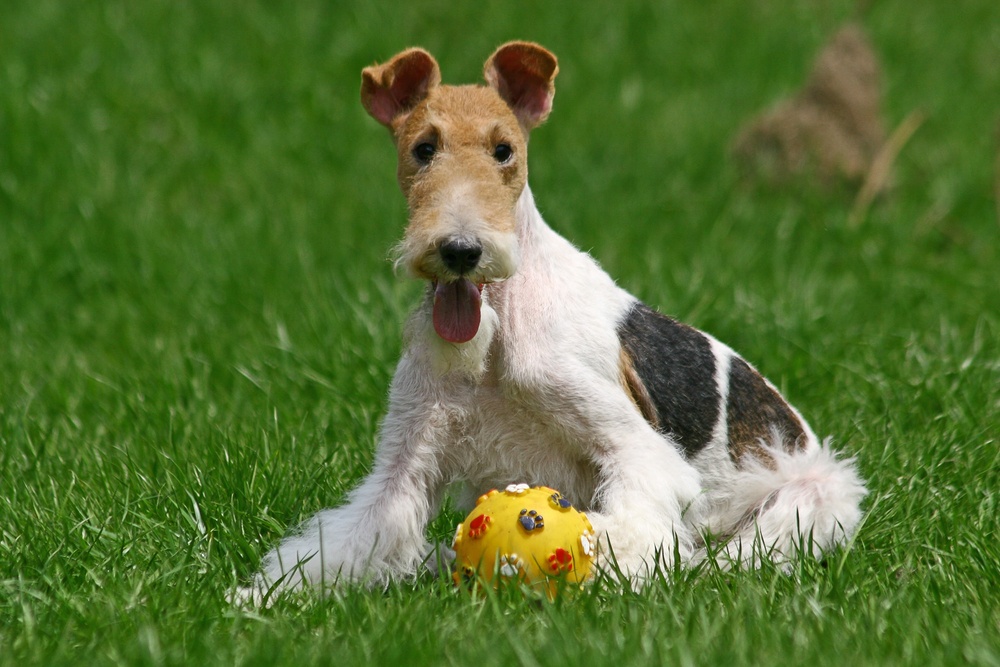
439,239 -> 482,275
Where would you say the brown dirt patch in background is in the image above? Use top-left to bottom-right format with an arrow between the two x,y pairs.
732,23 -> 886,190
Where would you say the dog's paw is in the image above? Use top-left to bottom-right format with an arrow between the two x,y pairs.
229,581 -> 268,608
586,510 -> 691,586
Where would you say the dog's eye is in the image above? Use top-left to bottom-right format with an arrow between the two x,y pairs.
493,143 -> 513,164
412,142 -> 436,164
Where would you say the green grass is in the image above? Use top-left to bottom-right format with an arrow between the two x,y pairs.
2,0 -> 999,665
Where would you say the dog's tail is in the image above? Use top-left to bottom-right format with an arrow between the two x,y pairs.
699,436 -> 867,569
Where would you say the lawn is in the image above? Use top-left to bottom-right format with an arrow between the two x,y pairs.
1,1 -> 998,665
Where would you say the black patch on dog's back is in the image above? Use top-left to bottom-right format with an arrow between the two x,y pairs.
617,302 -> 720,455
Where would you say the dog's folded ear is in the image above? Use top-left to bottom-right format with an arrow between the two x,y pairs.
361,48 -> 441,128
484,42 -> 559,130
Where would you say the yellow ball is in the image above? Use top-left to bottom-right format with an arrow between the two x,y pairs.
451,484 -> 596,594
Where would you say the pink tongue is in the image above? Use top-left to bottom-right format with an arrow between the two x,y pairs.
433,279 -> 482,343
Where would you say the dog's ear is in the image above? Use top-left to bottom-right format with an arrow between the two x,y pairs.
484,42 -> 559,130
361,48 -> 441,128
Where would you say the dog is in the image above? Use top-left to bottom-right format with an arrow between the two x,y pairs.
240,41 -> 866,601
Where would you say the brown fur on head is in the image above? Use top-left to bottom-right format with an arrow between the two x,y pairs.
360,42 -> 558,285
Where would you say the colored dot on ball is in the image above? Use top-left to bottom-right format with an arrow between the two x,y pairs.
476,489 -> 499,506
549,493 -> 573,510
548,548 -> 574,572
469,513 -> 492,538
518,509 -> 544,531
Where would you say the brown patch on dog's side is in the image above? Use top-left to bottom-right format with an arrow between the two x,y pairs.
619,347 -> 660,430
732,23 -> 886,190
726,358 -> 807,465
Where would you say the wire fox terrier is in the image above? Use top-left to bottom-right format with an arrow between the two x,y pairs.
241,41 -> 867,600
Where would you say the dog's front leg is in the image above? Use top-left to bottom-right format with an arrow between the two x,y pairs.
513,362 -> 703,583
240,358 -> 449,602
586,425 -> 703,584
563,384 -> 704,584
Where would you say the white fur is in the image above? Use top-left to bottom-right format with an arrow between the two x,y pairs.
697,436 -> 867,568
237,184 -> 866,604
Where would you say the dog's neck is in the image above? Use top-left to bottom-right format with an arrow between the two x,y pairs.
511,183 -> 553,266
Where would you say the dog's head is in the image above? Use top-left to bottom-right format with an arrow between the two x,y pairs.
361,42 -> 558,344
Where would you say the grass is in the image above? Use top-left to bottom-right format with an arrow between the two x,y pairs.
1,0 -> 998,665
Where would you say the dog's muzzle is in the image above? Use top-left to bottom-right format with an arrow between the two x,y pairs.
438,238 -> 483,275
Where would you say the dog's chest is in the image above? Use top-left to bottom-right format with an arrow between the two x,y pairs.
441,378 -> 599,509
